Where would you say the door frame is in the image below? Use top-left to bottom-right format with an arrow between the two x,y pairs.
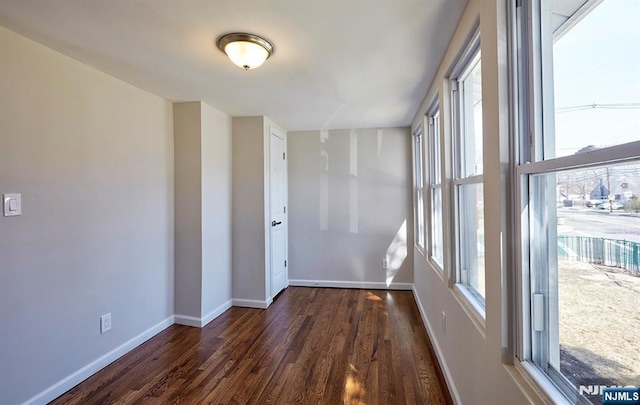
264,125 -> 288,304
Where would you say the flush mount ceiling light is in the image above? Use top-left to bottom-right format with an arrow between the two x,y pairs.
217,33 -> 274,70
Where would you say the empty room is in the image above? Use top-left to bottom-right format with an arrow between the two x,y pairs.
1,0 -> 639,404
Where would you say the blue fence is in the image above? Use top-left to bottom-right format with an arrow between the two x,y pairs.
558,235 -> 640,275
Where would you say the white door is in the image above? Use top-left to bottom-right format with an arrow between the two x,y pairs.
270,129 -> 287,298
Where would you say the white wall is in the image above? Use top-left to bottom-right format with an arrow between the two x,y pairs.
174,101 -> 233,324
411,0 -> 540,403
287,127 -> 413,288
0,25 -> 174,405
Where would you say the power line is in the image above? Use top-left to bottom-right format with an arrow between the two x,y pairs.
610,124 -> 640,144
556,102 -> 640,113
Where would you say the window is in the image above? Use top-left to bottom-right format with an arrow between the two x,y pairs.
414,126 -> 425,250
515,0 -> 640,403
452,36 -> 485,307
428,105 -> 444,269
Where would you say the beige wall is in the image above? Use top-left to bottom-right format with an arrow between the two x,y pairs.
174,102 -> 203,318
200,102 -> 233,318
287,127 -> 413,288
174,101 -> 233,324
0,25 -> 174,405
231,116 -> 267,303
231,116 -> 288,306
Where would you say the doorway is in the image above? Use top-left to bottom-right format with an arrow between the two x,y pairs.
269,128 -> 288,298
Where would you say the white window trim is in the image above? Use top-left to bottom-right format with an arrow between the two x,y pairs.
518,142 -> 640,175
413,125 -> 426,253
517,154 -> 640,404
427,100 -> 445,276
452,173 -> 483,186
515,361 -> 573,405
513,0 -> 640,402
453,283 -> 486,330
430,183 -> 445,271
449,29 -> 486,313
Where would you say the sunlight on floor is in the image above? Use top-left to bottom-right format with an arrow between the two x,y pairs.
343,364 -> 366,405
365,291 -> 383,302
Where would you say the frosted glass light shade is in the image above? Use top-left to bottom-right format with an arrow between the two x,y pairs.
224,41 -> 269,70
217,33 -> 273,70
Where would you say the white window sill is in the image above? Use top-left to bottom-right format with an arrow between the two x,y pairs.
453,283 -> 486,332
515,361 -> 572,405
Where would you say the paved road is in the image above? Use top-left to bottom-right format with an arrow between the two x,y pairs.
558,208 -> 640,243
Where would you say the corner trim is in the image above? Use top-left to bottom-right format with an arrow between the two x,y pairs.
174,299 -> 233,328
174,314 -> 202,327
288,279 -> 413,290
412,285 -> 461,405
202,299 -> 233,327
23,315 -> 175,405
232,298 -> 270,309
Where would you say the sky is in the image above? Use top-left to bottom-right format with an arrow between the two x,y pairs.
553,0 -> 640,157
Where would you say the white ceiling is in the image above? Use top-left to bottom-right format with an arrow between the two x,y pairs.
0,0 -> 468,131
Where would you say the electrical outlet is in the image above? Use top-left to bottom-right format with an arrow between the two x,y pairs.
441,311 -> 446,334
382,258 -> 389,270
100,313 -> 112,334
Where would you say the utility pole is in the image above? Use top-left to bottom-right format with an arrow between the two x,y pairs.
606,167 -> 613,213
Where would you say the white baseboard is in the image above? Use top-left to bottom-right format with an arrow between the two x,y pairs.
232,298 -> 270,309
288,279 -> 413,290
24,315 -> 175,405
201,299 -> 233,326
22,289 -> 450,405
174,314 -> 202,327
175,299 -> 233,328
412,286 -> 461,405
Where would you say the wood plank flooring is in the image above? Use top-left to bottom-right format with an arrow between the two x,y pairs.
52,287 -> 448,404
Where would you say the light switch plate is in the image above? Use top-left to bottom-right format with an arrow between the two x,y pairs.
3,194 -> 22,217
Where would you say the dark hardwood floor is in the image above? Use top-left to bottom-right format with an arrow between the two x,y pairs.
52,287 -> 448,404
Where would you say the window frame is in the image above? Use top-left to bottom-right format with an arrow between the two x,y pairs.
427,99 -> 445,274
513,0 -> 640,403
413,125 -> 426,252
449,31 -> 486,316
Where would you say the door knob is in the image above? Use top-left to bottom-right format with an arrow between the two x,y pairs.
272,220 -> 282,227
